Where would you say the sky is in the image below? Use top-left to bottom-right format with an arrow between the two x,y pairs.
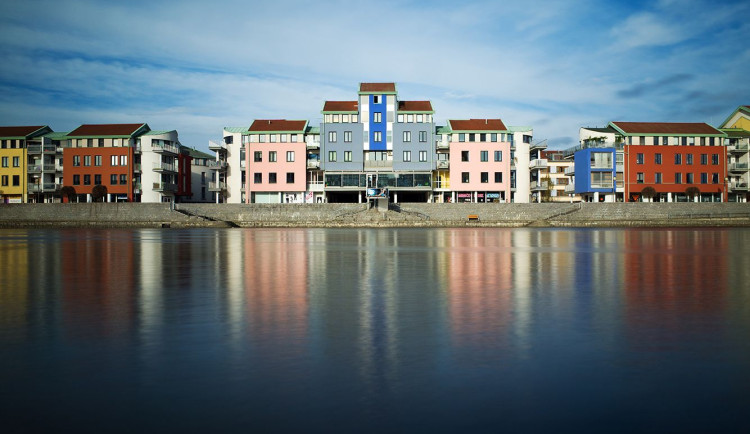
1,0 -> 748,151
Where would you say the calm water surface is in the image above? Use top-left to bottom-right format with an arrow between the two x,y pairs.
1,228 -> 749,433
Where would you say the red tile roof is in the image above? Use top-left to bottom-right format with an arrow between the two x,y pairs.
611,122 -> 723,135
449,119 -> 507,131
323,101 -> 358,112
0,125 -> 48,137
68,123 -> 146,136
248,120 -> 307,132
360,83 -> 396,93
398,101 -> 433,112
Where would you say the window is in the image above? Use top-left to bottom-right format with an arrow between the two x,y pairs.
12,175 -> 19,186
701,154 -> 707,165
373,95 -> 380,104
709,137 -> 715,146
469,133 -> 475,142
481,172 -> 489,183
458,133 -> 465,142
74,156 -> 81,167
254,173 -> 262,183
403,151 -> 411,162
254,151 -> 262,162
686,154 -> 693,165
494,172 -> 502,183
652,137 -> 659,146
280,134 -> 288,142
480,151 -> 488,162
655,173 -> 662,184
480,134 -> 486,142
419,151 -> 427,162
344,151 -> 352,162
73,175 -> 80,185
328,151 -> 337,162
286,151 -> 295,162
1,157 -> 6,167
397,114 -> 404,123
403,131 -> 411,142
110,155 -> 117,166
291,134 -> 298,142
636,153 -> 644,164
110,174 -> 117,185
494,151 -> 502,162
712,173 -> 719,184
87,139 -> 93,147
461,151 -> 469,162
462,172 -> 470,183
688,137 -> 695,146
675,173 -> 682,184
701,173 -> 707,184
286,172 -> 294,183
637,172 -> 644,184
328,131 -> 337,143
674,154 -> 682,165
712,154 -> 719,165
662,137 -> 669,145
591,152 -> 613,168
686,173 -> 694,184
83,155 -> 90,166
374,131 -> 382,142
98,138 -> 104,147
94,155 -> 102,166
120,156 -> 127,166
374,112 -> 382,123
84,175 -> 91,185
655,153 -> 662,164
417,114 -> 423,123
407,114 -> 414,123
120,174 -> 127,185
258,134 -> 266,143
269,173 -> 277,184
12,156 -> 19,167
269,151 -> 277,162
94,175 -> 101,185
269,134 -> 276,143
491,133 -> 497,142
419,131 -> 427,142
0,175 -> 7,186
344,131 -> 352,142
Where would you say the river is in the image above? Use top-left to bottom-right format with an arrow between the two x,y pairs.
1,228 -> 749,433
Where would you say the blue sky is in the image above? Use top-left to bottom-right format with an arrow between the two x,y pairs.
1,0 -> 748,151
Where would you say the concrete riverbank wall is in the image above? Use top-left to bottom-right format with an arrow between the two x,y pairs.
1,202 -> 750,228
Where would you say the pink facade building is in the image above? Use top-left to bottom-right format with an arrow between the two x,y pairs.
244,120 -> 309,203
447,119 -> 512,203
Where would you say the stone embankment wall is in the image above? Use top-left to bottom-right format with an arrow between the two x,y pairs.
1,202 -> 749,228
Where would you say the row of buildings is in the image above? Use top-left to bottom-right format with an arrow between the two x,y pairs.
0,124 -> 215,203
2,83 -> 748,204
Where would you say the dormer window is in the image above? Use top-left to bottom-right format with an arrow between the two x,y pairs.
373,95 -> 380,104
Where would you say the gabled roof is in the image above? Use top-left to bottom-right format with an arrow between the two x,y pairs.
609,121 -> 723,136
183,147 -> 214,159
248,119 -> 308,133
322,101 -> 358,113
359,82 -> 396,93
582,127 -> 617,134
68,123 -> 148,137
0,125 -> 50,138
398,101 -> 433,113
448,119 -> 508,132
719,105 -> 750,129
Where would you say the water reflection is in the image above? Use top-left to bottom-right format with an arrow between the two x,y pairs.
1,227 -> 749,432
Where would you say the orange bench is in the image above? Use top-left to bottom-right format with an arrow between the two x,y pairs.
468,214 -> 479,221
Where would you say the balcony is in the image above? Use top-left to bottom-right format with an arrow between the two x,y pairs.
153,182 -> 177,192
436,141 -> 449,150
209,140 -> 227,151
433,180 -> 450,190
133,163 -> 141,173
564,166 -> 575,176
27,183 -> 60,192
531,180 -> 549,191
364,160 -> 393,170
529,140 -> 547,151
27,144 -> 57,154
729,162 -> 749,173
728,142 -> 749,153
307,160 -> 320,169
306,141 -> 320,150
151,143 -> 180,155
55,164 -> 63,172
152,162 -> 177,172
529,158 -> 548,170
591,182 -> 614,189
207,160 -> 227,170
209,181 -> 226,191
564,184 -> 575,193
134,183 -> 142,194
436,160 -> 449,169
729,181 -> 749,191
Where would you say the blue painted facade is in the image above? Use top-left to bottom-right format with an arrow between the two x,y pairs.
368,94 -> 387,151
574,148 -> 616,194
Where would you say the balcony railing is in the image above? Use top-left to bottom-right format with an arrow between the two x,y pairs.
433,180 -> 450,189
306,141 -> 320,150
209,181 -> 226,191
564,184 -> 575,193
152,143 -> 180,154
152,162 -> 177,172
307,160 -> 320,169
530,140 -> 547,151
591,182 -> 614,189
436,160 -> 449,169
436,142 -> 449,150
729,163 -> 749,172
564,166 -> 575,176
529,158 -> 548,170
364,160 -> 393,169
530,181 -> 549,191
27,144 -> 57,154
153,182 -> 177,192
27,182 -> 60,192
207,160 -> 227,170
728,143 -> 749,153
729,182 -> 749,191
208,140 -> 226,151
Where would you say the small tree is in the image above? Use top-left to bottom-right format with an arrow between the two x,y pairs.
641,186 -> 656,203
60,186 -> 76,203
540,175 -> 553,202
91,184 -> 108,202
685,186 -> 700,202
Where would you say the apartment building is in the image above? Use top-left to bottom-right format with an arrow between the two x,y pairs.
719,106 -> 749,202
0,125 -> 53,203
540,150 -> 578,202
183,147 -> 215,203
209,128 -> 243,203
